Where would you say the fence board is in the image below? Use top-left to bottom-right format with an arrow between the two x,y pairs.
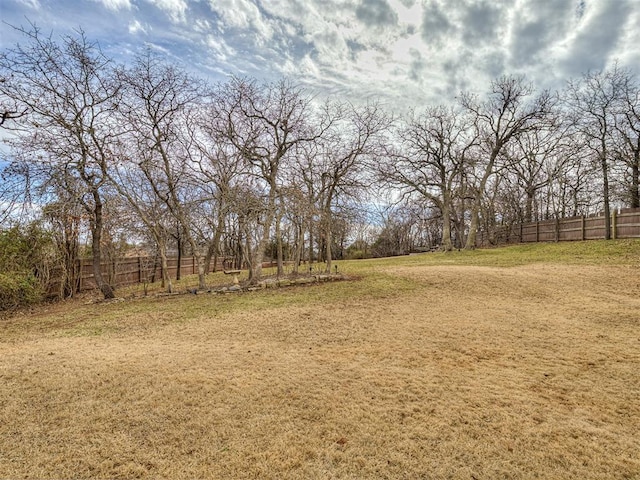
47,255 -> 225,297
479,208 -> 640,247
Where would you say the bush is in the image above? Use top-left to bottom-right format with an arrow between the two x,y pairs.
0,223 -> 55,312
345,248 -> 370,260
0,272 -> 42,312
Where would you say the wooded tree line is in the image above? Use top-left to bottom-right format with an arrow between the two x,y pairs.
1,27 -> 639,300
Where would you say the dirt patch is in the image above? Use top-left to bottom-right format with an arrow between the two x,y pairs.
1,263 -> 639,479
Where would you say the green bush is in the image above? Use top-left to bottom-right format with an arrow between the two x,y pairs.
345,248 -> 370,260
0,272 -> 43,312
0,223 -> 55,312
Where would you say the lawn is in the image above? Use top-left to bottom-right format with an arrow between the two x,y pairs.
1,240 -> 639,479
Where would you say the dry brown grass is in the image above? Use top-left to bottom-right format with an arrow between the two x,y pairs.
1,250 -> 640,478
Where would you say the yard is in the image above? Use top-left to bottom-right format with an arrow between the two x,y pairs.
1,241 -> 639,479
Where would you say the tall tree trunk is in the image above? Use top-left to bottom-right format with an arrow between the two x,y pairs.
324,208 -> 333,274
208,212 -> 226,273
292,222 -> 302,274
465,196 -> 481,250
91,191 -> 115,299
601,151 -> 611,240
441,194 -> 453,252
525,186 -> 535,223
176,231 -> 182,281
159,244 -> 173,293
245,186 -> 278,285
249,235 -> 267,285
185,236 -> 207,290
204,241 -> 216,274
275,211 -> 284,278
631,152 -> 640,208
308,220 -> 314,265
243,230 -> 259,284
465,150 -> 499,250
152,234 -> 173,293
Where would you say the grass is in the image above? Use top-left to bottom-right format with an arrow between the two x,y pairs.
1,239 -> 639,478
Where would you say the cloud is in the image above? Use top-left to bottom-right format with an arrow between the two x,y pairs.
508,0 -> 573,68
460,0 -> 505,46
146,0 -> 188,23
207,0 -> 273,38
15,0 -> 40,9
1,0 -> 639,113
93,0 -> 132,11
420,0 -> 454,46
356,0 -> 399,28
128,19 -> 147,35
559,0 -> 633,76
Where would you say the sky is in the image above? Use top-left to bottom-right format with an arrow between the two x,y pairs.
1,0 -> 639,112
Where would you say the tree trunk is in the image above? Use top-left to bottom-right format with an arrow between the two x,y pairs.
244,232 -> 260,284
631,152 -> 640,208
324,209 -> 333,274
465,197 -> 481,250
292,222 -> 302,274
176,232 -> 182,281
204,241 -> 216,274
275,211 -> 284,278
525,186 -> 535,223
601,153 -> 611,240
307,211 -> 315,265
208,212 -> 226,273
441,195 -> 453,252
249,235 -> 268,285
159,245 -> 173,293
465,149 -> 500,250
91,191 -> 115,299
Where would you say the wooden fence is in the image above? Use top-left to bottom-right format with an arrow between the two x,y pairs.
47,255 -> 226,297
478,207 -> 640,247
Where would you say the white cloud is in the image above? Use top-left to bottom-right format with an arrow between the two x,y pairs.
193,18 -> 212,34
93,0 -> 132,10
205,34 -> 236,63
2,0 -> 639,112
128,19 -> 147,35
146,0 -> 188,23
617,6 -> 640,70
557,0 -> 633,76
15,0 -> 40,9
207,0 -> 274,40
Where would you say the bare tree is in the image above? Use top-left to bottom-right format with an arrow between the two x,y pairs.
316,102 -> 391,271
613,70 -> 640,208
186,98 -> 246,276
565,65 -> 627,238
501,114 -> 577,224
116,52 -> 209,289
212,77 -> 329,284
109,152 -> 176,292
41,196 -> 82,297
380,105 -> 475,251
461,75 -> 554,249
0,25 -> 122,298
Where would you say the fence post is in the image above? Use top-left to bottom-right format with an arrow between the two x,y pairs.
519,222 -> 523,243
535,222 -> 539,242
193,256 -> 196,274
78,258 -> 83,292
581,216 -> 585,241
612,209 -> 617,240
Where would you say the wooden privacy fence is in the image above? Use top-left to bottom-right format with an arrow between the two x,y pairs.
478,207 -> 640,247
47,255 -> 225,297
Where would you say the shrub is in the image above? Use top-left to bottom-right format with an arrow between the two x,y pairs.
0,272 -> 42,312
0,224 -> 55,312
